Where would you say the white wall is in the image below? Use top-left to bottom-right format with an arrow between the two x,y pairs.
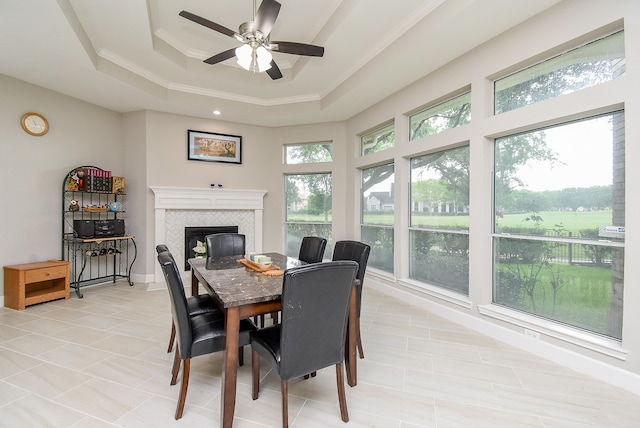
0,74 -> 123,290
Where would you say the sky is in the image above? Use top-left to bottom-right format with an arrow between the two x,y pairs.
516,115 -> 615,192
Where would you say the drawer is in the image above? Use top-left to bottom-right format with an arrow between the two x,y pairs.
25,265 -> 68,283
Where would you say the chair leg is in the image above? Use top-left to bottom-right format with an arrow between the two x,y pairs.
252,348 -> 260,400
239,346 -> 244,366
170,348 -> 181,385
356,317 -> 364,359
281,379 -> 289,428
175,358 -> 190,420
335,363 -> 349,422
167,322 -> 176,353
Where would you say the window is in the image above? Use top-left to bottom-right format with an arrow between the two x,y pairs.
493,112 -> 625,339
284,142 -> 333,164
410,92 -> 471,141
361,123 -> 394,156
285,174 -> 332,259
361,163 -> 394,273
410,146 -> 470,294
495,31 -> 625,114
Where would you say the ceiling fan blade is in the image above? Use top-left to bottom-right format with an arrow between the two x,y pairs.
203,48 -> 237,65
270,41 -> 324,57
266,60 -> 283,80
179,10 -> 237,39
254,0 -> 281,38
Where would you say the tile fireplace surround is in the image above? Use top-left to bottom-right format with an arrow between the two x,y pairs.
150,186 -> 267,282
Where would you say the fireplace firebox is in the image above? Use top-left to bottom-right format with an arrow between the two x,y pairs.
184,226 -> 238,270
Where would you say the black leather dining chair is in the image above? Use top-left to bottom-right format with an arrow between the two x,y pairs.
158,251 -> 256,420
297,236 -> 327,264
332,240 -> 371,359
155,244 -> 222,353
203,232 -> 270,327
205,233 -> 246,258
250,261 -> 359,428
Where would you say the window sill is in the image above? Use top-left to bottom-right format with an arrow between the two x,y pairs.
477,304 -> 628,360
397,278 -> 472,310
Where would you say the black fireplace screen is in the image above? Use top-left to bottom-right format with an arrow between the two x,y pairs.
184,226 -> 238,270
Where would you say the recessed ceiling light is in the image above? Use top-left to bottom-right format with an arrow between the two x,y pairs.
213,110 -> 221,115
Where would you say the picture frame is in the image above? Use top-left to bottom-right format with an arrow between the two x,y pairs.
187,130 -> 242,164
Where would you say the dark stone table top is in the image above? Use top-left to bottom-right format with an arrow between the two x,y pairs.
188,252 -> 305,308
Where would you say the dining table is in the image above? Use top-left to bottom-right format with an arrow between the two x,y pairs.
188,252 -> 359,428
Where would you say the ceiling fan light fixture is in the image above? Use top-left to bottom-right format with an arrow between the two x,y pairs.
256,46 -> 273,72
236,44 -> 253,70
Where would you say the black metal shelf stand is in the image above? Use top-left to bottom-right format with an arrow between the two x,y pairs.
61,166 -> 136,298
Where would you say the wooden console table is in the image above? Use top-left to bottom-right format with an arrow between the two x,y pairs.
3,260 -> 70,310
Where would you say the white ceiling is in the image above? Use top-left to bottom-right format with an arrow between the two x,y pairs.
0,0 -> 561,127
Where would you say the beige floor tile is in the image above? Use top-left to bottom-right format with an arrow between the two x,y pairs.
56,378 -> 152,423
0,347 -> 47,378
115,394 -> 218,427
404,368 -> 504,409
52,324 -> 114,346
0,378 -> 30,405
348,382 -> 437,426
2,279 -> 639,427
82,354 -> 165,388
0,323 -> 31,342
431,355 -> 522,387
3,332 -> 67,356
408,337 -> 482,362
90,333 -> 160,357
4,361 -> 92,397
106,320 -> 167,341
0,394 -> 86,427
39,342 -> 112,371
435,398 -> 545,428
12,317 -> 73,335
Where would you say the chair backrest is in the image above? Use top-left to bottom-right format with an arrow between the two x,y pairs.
278,261 -> 358,381
297,236 -> 327,264
155,244 -> 170,254
332,240 -> 371,316
155,244 -> 177,262
205,233 -> 246,258
158,252 -> 193,356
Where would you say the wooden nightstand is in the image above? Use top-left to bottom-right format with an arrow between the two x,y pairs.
3,260 -> 70,310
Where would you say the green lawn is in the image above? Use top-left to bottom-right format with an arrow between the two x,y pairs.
297,210 -> 614,234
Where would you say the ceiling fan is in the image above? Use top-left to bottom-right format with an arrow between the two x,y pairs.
179,0 -> 325,80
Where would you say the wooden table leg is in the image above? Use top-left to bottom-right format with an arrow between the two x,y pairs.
221,307 -> 240,428
191,270 -> 198,296
345,287 -> 357,387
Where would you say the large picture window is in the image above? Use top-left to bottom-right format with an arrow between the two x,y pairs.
493,112 -> 625,339
410,146 -> 470,294
495,31 -> 625,114
361,164 -> 394,273
285,173 -> 332,259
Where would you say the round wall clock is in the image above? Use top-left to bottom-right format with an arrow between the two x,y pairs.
21,112 -> 49,136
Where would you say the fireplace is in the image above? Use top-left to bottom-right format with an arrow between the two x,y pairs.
150,186 -> 267,282
184,226 -> 238,270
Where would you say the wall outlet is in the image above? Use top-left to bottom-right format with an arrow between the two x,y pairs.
524,329 -> 540,340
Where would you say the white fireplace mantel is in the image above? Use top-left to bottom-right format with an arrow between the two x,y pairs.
150,186 -> 267,281
151,186 -> 267,210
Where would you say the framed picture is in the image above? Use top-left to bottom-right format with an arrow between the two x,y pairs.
187,130 -> 242,164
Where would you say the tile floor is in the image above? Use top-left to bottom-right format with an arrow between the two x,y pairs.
1,279 -> 639,427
